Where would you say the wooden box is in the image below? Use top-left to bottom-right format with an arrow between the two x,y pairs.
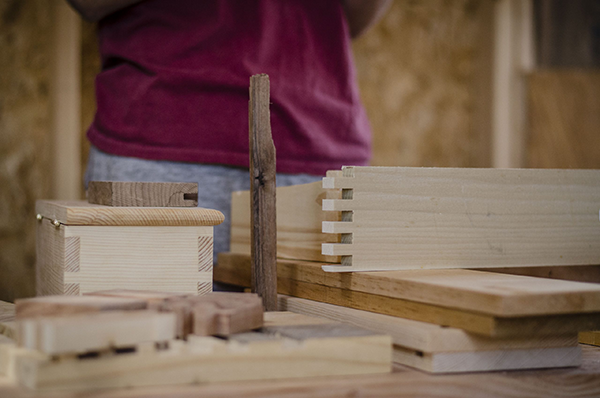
35,201 -> 224,296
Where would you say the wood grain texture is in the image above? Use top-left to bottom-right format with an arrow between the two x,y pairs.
17,311 -> 176,355
216,254 -> 600,337
190,293 -> 263,337
13,312 -> 391,391
87,182 -> 199,207
527,71 -> 600,169
15,296 -> 147,319
38,225 -> 214,296
322,166 -> 600,272
249,74 -> 277,311
580,331 -> 600,347
36,200 -> 224,226
279,296 -> 578,353
486,265 -> 600,284
217,253 -> 600,317
230,182 -> 341,263
393,345 -> 581,374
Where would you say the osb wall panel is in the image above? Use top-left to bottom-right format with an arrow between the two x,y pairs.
527,70 -> 600,169
353,0 -> 493,167
0,0 -> 54,301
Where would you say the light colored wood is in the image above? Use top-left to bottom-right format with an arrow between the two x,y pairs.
580,331 -> 600,347
279,296 -> 578,353
217,252 -> 600,317
36,200 -> 224,226
394,345 -> 581,374
0,302 -> 15,338
14,312 -> 391,391
52,1 -> 81,200
321,166 -> 600,272
190,293 -> 263,336
230,181 -> 341,263
0,335 -> 14,376
15,296 -> 147,319
216,253 -> 600,338
249,74 -> 277,311
527,71 -> 600,169
486,265 -> 600,284
36,222 -> 214,296
86,290 -> 190,310
87,182 -> 199,207
17,311 -> 175,356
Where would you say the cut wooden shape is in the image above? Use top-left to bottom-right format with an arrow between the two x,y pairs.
278,296 -> 578,353
393,345 -> 582,373
215,254 -> 600,337
36,200 -> 224,227
216,252 -> 600,317
86,290 -> 191,310
15,295 -> 147,319
321,166 -> 600,272
17,310 -> 176,355
14,312 -> 391,391
190,292 -> 263,336
579,331 -> 600,347
87,181 -> 199,207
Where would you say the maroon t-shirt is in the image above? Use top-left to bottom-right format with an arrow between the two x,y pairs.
88,0 -> 372,175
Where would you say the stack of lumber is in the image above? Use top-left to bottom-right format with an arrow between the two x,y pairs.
222,166 -> 600,373
1,293 -> 391,391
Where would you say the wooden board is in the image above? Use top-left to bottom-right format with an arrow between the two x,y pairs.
15,296 -> 147,319
87,181 -> 199,207
579,331 -> 600,347
278,296 -> 578,353
17,311 -> 176,355
486,265 -> 600,284
321,166 -> 600,272
36,200 -> 224,226
217,253 -> 600,317
393,345 -> 581,373
14,312 -> 391,391
230,181 -> 341,263
215,255 -> 600,337
189,293 -> 263,336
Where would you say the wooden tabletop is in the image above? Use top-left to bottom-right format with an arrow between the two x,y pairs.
2,344 -> 600,398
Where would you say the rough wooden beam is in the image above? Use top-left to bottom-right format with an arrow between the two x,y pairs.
87,181 -> 199,207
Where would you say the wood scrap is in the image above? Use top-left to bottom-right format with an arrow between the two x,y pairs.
15,295 -> 147,319
17,310 -> 176,355
249,73 -> 277,311
87,181 -> 199,207
579,331 -> 600,347
321,166 -> 600,272
14,312 -> 391,391
85,289 -> 190,310
189,292 -> 263,336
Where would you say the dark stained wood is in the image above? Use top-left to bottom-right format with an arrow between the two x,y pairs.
249,74 -> 277,311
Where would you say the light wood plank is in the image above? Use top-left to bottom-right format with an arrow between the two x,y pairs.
217,252 -> 600,317
230,181 -> 341,263
190,293 -> 263,336
322,166 -> 600,272
15,296 -> 147,319
279,296 -> 578,353
17,311 -> 176,355
36,200 -> 224,226
14,312 -> 391,391
394,345 -> 581,373
87,182 -> 199,207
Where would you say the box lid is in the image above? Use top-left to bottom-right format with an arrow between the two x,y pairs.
35,200 -> 224,227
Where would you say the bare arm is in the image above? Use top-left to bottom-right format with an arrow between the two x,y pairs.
341,0 -> 392,39
66,0 -> 144,22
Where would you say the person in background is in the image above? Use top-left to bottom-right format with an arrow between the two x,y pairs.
67,0 -> 391,263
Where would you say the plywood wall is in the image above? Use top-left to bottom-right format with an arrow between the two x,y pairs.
527,70 -> 600,169
353,0 -> 493,167
0,0 -> 54,301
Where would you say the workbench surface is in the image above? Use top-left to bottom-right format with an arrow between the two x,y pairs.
1,344 -> 599,398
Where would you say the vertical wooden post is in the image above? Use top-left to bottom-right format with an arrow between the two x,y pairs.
249,74 -> 277,311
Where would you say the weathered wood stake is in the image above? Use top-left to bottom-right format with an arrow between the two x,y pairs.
249,74 -> 277,311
